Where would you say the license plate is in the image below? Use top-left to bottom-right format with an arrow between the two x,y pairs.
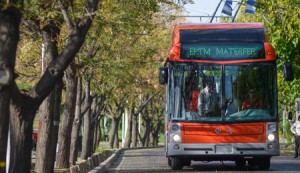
215,145 -> 233,154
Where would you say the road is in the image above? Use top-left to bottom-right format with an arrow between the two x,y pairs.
97,147 -> 300,173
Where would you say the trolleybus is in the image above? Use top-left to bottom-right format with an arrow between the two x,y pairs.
159,23 -> 294,170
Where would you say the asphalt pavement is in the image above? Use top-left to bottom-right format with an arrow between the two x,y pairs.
89,144 -> 296,173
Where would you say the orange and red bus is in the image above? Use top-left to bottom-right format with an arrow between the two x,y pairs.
159,23 -> 293,170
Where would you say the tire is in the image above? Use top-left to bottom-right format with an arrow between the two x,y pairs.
167,157 -> 171,167
235,159 -> 246,168
248,159 -> 258,169
170,157 -> 184,170
183,159 -> 191,166
258,157 -> 270,170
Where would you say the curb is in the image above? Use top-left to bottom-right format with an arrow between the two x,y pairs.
88,148 -> 125,173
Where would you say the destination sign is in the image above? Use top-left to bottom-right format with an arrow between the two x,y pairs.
181,42 -> 265,60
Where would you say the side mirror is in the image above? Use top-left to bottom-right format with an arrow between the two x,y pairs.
159,67 -> 168,85
283,62 -> 294,81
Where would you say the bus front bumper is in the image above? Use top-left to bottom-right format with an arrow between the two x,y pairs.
166,142 -> 280,160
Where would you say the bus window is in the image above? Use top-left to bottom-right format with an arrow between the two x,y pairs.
169,64 -> 222,122
224,63 -> 277,121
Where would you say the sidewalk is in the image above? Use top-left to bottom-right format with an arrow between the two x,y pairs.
89,147 -> 166,173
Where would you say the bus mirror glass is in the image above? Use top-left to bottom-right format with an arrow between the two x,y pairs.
159,67 -> 168,85
283,62 -> 294,81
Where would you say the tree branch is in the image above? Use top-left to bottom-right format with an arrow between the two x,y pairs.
134,91 -> 161,117
29,0 -> 99,105
57,0 -> 74,30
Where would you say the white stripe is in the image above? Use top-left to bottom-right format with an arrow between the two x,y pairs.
245,4 -> 256,14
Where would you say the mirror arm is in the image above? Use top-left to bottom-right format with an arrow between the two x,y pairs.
164,57 -> 169,67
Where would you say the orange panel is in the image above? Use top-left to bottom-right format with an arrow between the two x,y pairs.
181,122 -> 266,143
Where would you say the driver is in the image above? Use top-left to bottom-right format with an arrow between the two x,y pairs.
242,89 -> 263,110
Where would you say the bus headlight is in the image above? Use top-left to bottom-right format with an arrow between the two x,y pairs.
173,134 -> 181,142
268,133 -> 275,141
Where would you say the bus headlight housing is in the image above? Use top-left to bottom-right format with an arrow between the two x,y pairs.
173,134 -> 181,142
172,124 -> 180,131
267,123 -> 276,132
266,123 -> 277,142
267,133 -> 275,142
170,123 -> 181,143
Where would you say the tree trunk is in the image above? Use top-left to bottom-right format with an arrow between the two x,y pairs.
35,91 -> 55,171
10,100 -> 37,173
131,113 -> 138,147
150,120 -> 161,146
0,92 -> 11,173
81,78 -> 92,160
141,118 -> 152,147
35,23 -> 60,173
91,97 -> 100,153
50,78 -> 63,172
114,132 -> 120,148
70,77 -> 82,165
89,95 -> 97,155
93,119 -> 100,152
123,108 -> 133,148
56,64 -> 77,168
109,116 -> 121,149
0,7 -> 21,173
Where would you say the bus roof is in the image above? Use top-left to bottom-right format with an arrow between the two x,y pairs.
173,23 -> 264,31
172,23 -> 265,45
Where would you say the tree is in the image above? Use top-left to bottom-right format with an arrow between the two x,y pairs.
69,77 -> 82,165
55,63 -> 78,168
0,0 -> 193,171
35,20 -> 62,173
0,6 -> 21,173
2,0 -> 100,172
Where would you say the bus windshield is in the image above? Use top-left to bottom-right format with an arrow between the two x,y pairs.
168,63 -> 277,123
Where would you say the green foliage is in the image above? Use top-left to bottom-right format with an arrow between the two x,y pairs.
75,0 -> 177,109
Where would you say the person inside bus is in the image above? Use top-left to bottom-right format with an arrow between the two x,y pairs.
183,71 -> 200,119
242,88 -> 263,110
290,116 -> 300,158
198,81 -> 219,117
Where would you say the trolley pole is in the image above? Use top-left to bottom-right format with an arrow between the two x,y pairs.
210,0 -> 223,23
232,0 -> 243,22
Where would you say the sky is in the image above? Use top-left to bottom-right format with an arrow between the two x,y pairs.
182,0 -> 240,23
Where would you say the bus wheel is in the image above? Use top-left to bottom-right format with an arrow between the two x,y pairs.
258,157 -> 270,170
235,159 -> 246,168
183,159 -> 191,166
248,159 -> 259,170
167,157 -> 171,167
170,157 -> 184,170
